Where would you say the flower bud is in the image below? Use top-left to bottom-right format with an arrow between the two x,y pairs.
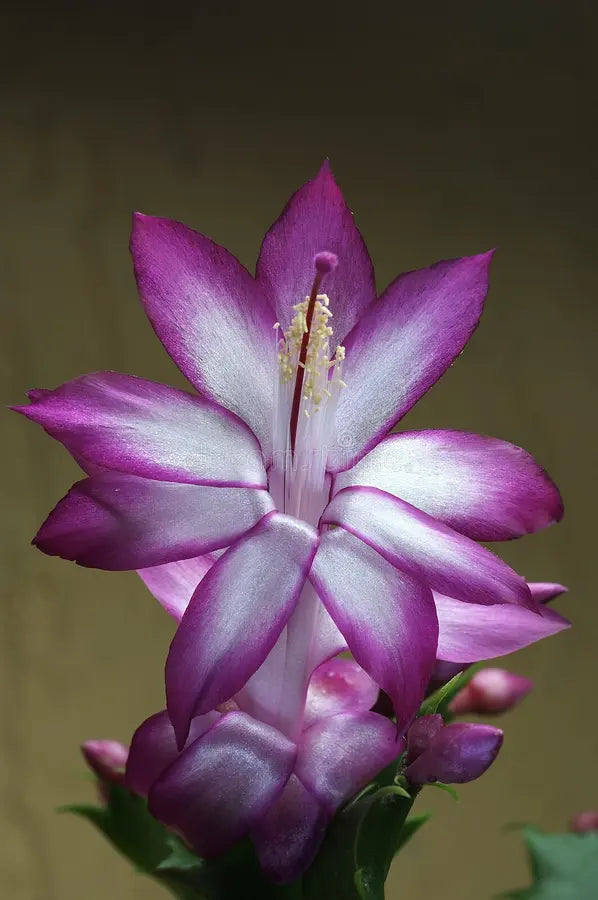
570,810 -> 598,833
81,739 -> 128,799
405,720 -> 503,786
449,668 -> 533,716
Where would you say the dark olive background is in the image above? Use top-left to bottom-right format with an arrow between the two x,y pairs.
1,3 -> 596,898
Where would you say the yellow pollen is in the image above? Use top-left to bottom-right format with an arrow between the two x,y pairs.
277,292 -> 347,430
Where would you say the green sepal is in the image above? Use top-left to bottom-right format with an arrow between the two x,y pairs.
502,827 -> 598,899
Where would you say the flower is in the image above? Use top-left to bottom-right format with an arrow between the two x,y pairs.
405,714 -> 503,786
449,668 -> 533,715
14,162 -> 562,738
14,163 -> 565,878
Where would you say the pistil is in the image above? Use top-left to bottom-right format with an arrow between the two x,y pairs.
270,251 -> 345,741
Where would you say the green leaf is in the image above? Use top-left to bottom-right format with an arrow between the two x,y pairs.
419,664 -> 484,720
60,783 -> 172,875
390,780 -> 411,799
351,785 -> 419,899
300,750 -> 430,900
302,794 -> 369,899
503,827 -> 598,899
153,836 -> 209,899
394,813 -> 432,854
427,782 -> 459,801
156,834 -> 304,900
419,672 -> 466,716
63,783 -> 307,898
353,869 -> 368,899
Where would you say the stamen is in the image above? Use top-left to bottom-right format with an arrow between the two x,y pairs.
288,252 -> 338,456
272,251 -> 345,520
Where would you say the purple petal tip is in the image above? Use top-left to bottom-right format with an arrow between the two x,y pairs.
82,740 -> 128,782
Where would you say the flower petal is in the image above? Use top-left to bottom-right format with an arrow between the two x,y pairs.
309,527 -> 438,733
255,161 -> 376,345
137,555 -> 215,620
34,472 -> 273,570
333,430 -> 563,541
322,486 -> 530,606
295,711 -> 404,815
435,592 -> 570,663
124,709 -> 219,797
131,214 -> 276,455
329,252 -> 493,472
251,775 -> 328,884
166,512 -> 319,746
304,658 -> 379,728
529,582 -> 568,604
13,372 -> 267,487
148,711 -> 296,857
309,605 -> 348,671
234,631 -> 288,729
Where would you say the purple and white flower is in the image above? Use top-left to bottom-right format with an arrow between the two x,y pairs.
14,163 -> 566,880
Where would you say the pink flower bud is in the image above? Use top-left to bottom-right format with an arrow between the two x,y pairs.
570,810 -> 598,833
81,740 -> 128,784
449,668 -> 533,716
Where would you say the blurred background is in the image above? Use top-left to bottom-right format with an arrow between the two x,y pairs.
1,2 -> 596,897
